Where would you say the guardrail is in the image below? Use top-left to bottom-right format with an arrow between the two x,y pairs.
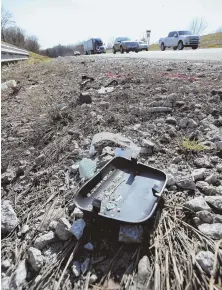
1,44 -> 29,63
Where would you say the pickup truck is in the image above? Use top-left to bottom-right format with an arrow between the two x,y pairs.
159,31 -> 200,51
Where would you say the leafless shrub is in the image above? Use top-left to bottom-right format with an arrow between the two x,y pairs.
189,17 -> 208,35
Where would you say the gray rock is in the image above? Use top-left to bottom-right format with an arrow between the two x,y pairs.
205,196 -> 222,211
9,260 -> 27,290
194,211 -> 222,226
1,80 -> 16,91
55,218 -> 72,241
187,119 -> 198,128
198,223 -> 222,239
196,181 -> 209,189
210,156 -> 220,164
176,175 -> 195,190
34,231 -> 56,250
21,225 -> 29,234
138,256 -> 150,285
202,185 -> 219,196
166,117 -> 177,125
89,274 -> 98,284
194,157 -> 210,168
42,242 -> 62,264
49,220 -> 58,230
70,164 -> 79,174
1,200 -> 19,234
196,251 -> 214,275
205,174 -> 218,185
1,277 -> 10,290
71,261 -> 81,277
192,168 -> 206,181
99,101 -> 110,109
216,141 -> 222,151
167,174 -> 176,186
81,258 -> 90,274
141,139 -> 155,149
72,207 -> 84,218
84,242 -> 94,251
1,169 -> 15,185
172,156 -> 182,164
179,117 -> 188,128
27,247 -> 44,272
216,164 -> 222,173
148,107 -> 172,113
160,133 -> 171,143
71,219 -> 86,240
184,196 -> 211,212
2,259 -> 11,269
34,154 -> 45,166
119,225 -> 143,243
168,127 -> 177,137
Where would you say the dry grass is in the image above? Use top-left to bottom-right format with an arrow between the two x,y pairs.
182,139 -> 206,151
28,52 -> 51,64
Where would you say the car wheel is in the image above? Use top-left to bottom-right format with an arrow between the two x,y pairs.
135,50 -> 138,53
113,47 -> 116,54
178,41 -> 184,50
146,48 -> 148,51
126,51 -> 129,53
192,46 -> 198,50
161,42 -> 165,51
120,46 -> 124,54
173,46 -> 178,50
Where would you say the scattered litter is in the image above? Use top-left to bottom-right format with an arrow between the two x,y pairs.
84,242 -> 94,251
98,86 -> 114,94
81,258 -> 90,274
119,224 -> 143,243
78,92 -> 92,104
71,219 -> 86,240
148,107 -> 172,113
105,80 -> 118,87
79,158 -> 96,179
72,261 -> 81,277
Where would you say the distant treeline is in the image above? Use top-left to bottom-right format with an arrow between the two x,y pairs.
40,44 -> 84,58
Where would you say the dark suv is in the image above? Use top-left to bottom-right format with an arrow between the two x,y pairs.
113,37 -> 139,54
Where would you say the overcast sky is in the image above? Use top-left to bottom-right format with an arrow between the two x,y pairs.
2,0 -> 222,49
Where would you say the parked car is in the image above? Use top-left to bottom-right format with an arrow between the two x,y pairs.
113,37 -> 139,54
83,38 -> 106,54
159,31 -> 200,51
74,51 -> 80,56
138,41 -> 148,51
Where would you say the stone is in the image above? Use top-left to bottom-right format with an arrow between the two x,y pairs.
34,231 -> 56,250
192,168 -> 206,181
138,256 -> 150,285
99,101 -> 110,109
141,139 -> 155,148
98,86 -> 114,94
187,119 -> 198,128
84,242 -> 94,251
196,251 -> 214,275
27,247 -> 44,272
21,225 -> 29,234
70,164 -> 79,174
1,277 -> 10,290
205,196 -> 222,211
2,259 -> 11,269
119,225 -> 143,243
81,258 -> 90,274
194,157 -> 210,168
1,80 -> 16,91
215,141 -> 222,151
198,223 -> 222,239
167,174 -> 176,186
195,211 -> 222,226
172,156 -> 182,164
179,117 -> 188,128
55,218 -> 72,241
160,134 -> 171,143
148,107 -> 172,113
71,219 -> 86,240
42,242 -> 62,264
9,260 -> 27,290
196,181 -> 209,189
34,154 -> 45,166
71,261 -> 81,277
166,117 -> 177,125
78,92 -> 92,104
176,175 -> 195,190
1,200 -> 19,234
89,274 -> 98,284
210,156 -> 220,164
1,169 -> 15,185
168,127 -> 177,137
73,207 -> 84,218
202,186 -> 219,196
205,174 -> 218,185
216,164 -> 222,173
49,220 -> 58,230
184,196 -> 211,212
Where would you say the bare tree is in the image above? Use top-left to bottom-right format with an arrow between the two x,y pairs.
189,17 -> 208,35
4,26 -> 25,47
24,36 -> 40,53
1,6 -> 15,41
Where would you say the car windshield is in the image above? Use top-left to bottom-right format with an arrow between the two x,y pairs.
119,37 -> 130,41
95,39 -> 103,46
178,31 -> 192,35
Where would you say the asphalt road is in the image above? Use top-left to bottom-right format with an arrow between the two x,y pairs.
104,48 -> 222,61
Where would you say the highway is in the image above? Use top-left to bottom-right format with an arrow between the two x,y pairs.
103,48 -> 222,61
